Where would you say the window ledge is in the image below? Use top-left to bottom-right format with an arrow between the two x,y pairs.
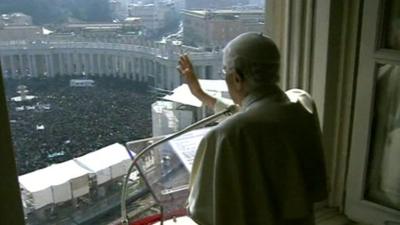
316,207 -> 355,225
153,207 -> 356,225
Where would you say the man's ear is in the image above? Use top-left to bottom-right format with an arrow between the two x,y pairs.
233,71 -> 244,91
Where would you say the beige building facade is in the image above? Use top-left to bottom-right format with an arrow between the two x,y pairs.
182,9 -> 264,48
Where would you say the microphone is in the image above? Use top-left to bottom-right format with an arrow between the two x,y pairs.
120,104 -> 239,225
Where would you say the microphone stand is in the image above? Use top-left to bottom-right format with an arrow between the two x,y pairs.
121,105 -> 238,225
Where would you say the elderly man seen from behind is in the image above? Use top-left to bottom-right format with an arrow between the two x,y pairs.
178,32 -> 327,225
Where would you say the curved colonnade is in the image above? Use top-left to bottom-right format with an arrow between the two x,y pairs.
0,40 -> 222,90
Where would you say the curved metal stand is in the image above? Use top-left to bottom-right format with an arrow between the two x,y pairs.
120,105 -> 238,224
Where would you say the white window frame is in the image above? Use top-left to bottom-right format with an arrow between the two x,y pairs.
345,0 -> 400,224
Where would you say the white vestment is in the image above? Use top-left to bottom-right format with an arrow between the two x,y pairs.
188,88 -> 327,225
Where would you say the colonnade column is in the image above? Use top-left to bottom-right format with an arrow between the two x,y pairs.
84,53 -> 89,75
89,54 -> 94,76
31,55 -> 38,77
71,53 -> 77,75
44,54 -> 49,77
139,58 -> 144,80
150,61 -> 154,77
71,52 -> 76,75
105,55 -> 110,76
97,54 -> 102,76
10,55 -> 17,78
77,53 -> 83,75
128,56 -> 133,78
131,57 -> 140,81
119,55 -> 123,77
205,65 -> 213,79
49,54 -> 55,77
80,53 -> 85,75
104,54 -> 109,76
127,56 -> 133,79
58,53 -> 64,76
67,52 -> 73,75
27,55 -> 32,77
103,55 -> 108,76
111,55 -> 116,76
108,55 -> 113,76
43,54 -> 48,76
146,59 -> 150,77
113,55 -> 117,77
167,65 -> 177,90
152,61 -> 158,83
162,65 -> 167,89
199,66 -> 206,79
81,53 -> 85,75
122,55 -> 128,78
134,58 -> 138,80
143,60 -> 147,78
118,55 -> 124,78
18,54 -> 24,77
155,62 -> 161,84
142,59 -> 147,82
133,57 -> 137,80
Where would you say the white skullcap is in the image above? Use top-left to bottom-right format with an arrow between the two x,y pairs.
225,32 -> 280,64
224,32 -> 280,85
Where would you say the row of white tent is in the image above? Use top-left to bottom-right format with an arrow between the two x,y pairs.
19,143 -> 135,210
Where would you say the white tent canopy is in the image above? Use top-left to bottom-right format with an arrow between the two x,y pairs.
74,143 -> 134,185
162,79 -> 232,107
19,143 -> 134,210
19,160 -> 90,209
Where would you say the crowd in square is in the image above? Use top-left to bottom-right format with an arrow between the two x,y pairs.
5,76 -> 157,175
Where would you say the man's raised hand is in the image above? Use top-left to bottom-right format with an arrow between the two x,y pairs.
177,54 -> 216,109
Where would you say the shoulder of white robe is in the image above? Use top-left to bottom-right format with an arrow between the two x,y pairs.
285,89 -> 314,114
213,97 -> 232,113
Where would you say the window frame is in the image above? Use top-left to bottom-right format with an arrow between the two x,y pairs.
345,0 -> 400,224
0,65 -> 26,225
